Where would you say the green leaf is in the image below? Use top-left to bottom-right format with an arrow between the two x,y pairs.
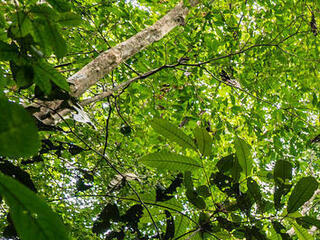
247,177 -> 262,204
196,185 -> 211,198
141,151 -> 201,171
44,21 -> 67,58
150,118 -> 196,150
193,127 -> 212,156
184,171 -> 194,190
34,61 -> 69,93
274,160 -> 293,184
30,4 -> 58,19
292,221 -> 313,240
186,189 -> 206,209
10,11 -> 33,38
296,216 -> 320,229
216,154 -> 242,182
0,98 -> 40,157
287,177 -> 318,213
46,0 -> 71,12
234,136 -> 253,177
0,41 -> 19,60
57,12 -> 83,26
0,173 -> 70,240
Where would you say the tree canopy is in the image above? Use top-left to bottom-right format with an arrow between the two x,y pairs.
0,0 -> 320,239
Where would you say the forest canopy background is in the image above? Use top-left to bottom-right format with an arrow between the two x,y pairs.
0,0 -> 320,239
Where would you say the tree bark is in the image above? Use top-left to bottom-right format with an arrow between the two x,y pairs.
33,1 -> 199,125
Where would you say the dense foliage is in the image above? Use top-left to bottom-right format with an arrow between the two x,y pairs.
0,0 -> 320,239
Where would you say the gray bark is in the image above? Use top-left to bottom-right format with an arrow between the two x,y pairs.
33,1 -> 198,125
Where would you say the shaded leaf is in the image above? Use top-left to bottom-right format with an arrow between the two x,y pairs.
287,177 -> 318,213
164,210 -> 174,240
296,216 -> 320,229
43,21 -> 67,58
46,0 -> 71,12
193,126 -> 212,156
247,177 -> 262,204
234,136 -> 253,177
150,118 -> 196,150
0,41 -> 19,60
0,98 -> 40,157
196,185 -> 211,198
0,173 -> 69,240
186,189 -> 206,209
57,12 -> 83,26
141,151 -> 201,171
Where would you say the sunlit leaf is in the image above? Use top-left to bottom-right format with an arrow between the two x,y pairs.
234,136 -> 253,177
141,151 -> 201,171
193,126 -> 212,156
150,118 -> 196,150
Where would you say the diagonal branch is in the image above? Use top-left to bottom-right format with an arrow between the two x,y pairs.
68,1 -> 199,97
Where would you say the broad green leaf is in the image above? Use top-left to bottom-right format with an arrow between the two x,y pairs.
234,136 -> 253,177
141,151 -> 201,171
174,216 -> 189,238
10,11 -> 33,38
196,185 -> 211,198
247,177 -> 262,203
274,160 -> 293,184
0,41 -> 19,60
296,216 -> 320,229
216,154 -> 242,181
193,127 -> 212,156
46,0 -> 71,12
57,12 -> 83,26
274,160 -> 293,210
184,171 -> 194,190
44,21 -> 67,58
269,227 -> 282,240
186,189 -> 206,209
34,61 -> 69,93
292,221 -> 313,240
0,98 -> 40,157
0,173 -> 69,240
287,177 -> 318,213
150,118 -> 196,150
30,4 -> 58,19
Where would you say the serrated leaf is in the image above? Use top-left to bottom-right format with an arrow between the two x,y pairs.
0,98 -> 40,157
0,41 -> 19,60
57,12 -> 83,26
234,137 -> 253,177
141,151 -> 201,171
292,221 -> 313,240
150,118 -> 196,150
287,177 -> 318,213
0,173 -> 69,240
193,127 -> 212,156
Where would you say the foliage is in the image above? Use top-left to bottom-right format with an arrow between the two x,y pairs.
0,0 -> 320,240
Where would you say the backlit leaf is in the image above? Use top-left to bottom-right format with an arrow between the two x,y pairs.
193,127 -> 212,156
150,118 -> 196,150
234,137 -> 253,177
141,151 -> 201,171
